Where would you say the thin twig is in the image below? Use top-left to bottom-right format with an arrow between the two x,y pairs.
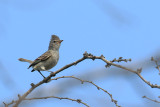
51,76 -> 120,107
3,100 -> 15,107
84,52 -> 160,88
25,96 -> 90,107
151,57 -> 160,75
143,96 -> 160,103
136,73 -> 160,88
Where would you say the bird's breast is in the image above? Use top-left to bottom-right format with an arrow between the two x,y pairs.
44,52 -> 59,70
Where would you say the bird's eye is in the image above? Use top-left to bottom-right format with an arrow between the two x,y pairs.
53,41 -> 56,43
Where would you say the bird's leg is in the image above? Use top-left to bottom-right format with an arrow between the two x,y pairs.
38,70 -> 45,78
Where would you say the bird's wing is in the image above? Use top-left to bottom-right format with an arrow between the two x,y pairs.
28,51 -> 51,69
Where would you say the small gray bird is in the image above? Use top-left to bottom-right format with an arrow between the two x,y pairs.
28,35 -> 63,78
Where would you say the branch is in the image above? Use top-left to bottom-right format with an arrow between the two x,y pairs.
6,52 -> 88,107
151,57 -> 160,75
85,52 -> 160,88
5,51 -> 160,107
143,96 -> 160,103
51,76 -> 120,107
136,72 -> 160,88
3,96 -> 90,107
25,96 -> 90,107
110,57 -> 131,63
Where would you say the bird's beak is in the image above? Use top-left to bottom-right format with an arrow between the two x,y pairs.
58,40 -> 63,43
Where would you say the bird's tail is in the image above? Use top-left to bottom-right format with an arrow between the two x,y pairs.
31,69 -> 35,72
18,58 -> 33,64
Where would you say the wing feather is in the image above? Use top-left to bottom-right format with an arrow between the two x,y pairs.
28,51 -> 51,69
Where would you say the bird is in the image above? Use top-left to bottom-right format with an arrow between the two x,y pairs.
27,35 -> 63,78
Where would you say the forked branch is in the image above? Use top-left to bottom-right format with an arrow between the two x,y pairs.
4,52 -> 160,107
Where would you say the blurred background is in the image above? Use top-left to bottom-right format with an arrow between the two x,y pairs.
0,0 -> 160,107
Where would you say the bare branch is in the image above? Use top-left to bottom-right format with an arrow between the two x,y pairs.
151,57 -> 160,74
5,51 -> 160,107
143,96 -> 160,103
24,96 -> 89,107
111,57 -> 131,63
136,73 -> 160,88
9,52 -> 88,107
51,76 -> 120,107
3,100 -> 15,107
84,52 -> 160,89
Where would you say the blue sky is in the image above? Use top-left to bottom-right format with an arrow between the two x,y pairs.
0,0 -> 160,107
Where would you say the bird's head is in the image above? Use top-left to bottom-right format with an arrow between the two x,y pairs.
49,35 -> 63,50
